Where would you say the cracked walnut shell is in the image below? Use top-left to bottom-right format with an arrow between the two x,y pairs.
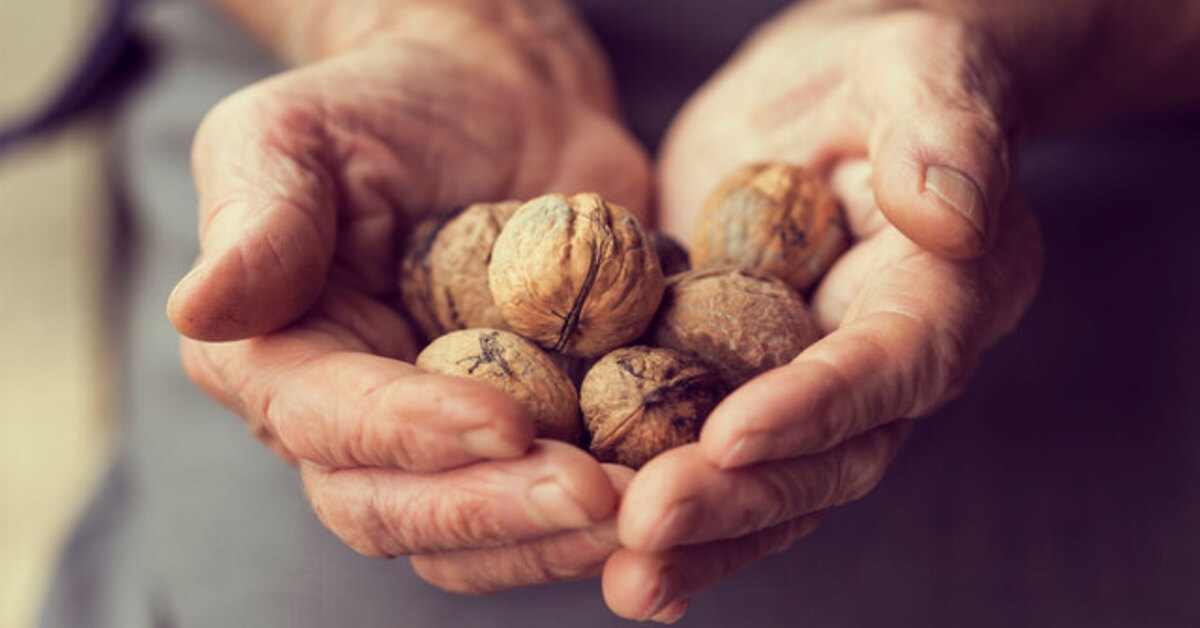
415,328 -> 582,443
646,268 -> 820,389
398,201 -> 520,342
692,162 -> 848,292
488,193 -> 664,357
580,346 -> 725,469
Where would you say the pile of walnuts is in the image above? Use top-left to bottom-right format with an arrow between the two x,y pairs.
399,163 -> 848,468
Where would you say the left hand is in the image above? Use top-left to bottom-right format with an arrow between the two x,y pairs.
601,2 -> 1044,622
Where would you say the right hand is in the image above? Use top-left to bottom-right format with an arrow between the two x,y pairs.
169,3 -> 649,594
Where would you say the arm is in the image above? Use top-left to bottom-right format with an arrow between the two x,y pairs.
905,0 -> 1200,131
206,0 -> 617,109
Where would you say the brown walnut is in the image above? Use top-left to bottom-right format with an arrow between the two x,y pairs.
488,193 -> 664,357
692,162 -> 848,292
415,328 -> 582,443
646,268 -> 820,389
580,346 -> 725,469
649,231 -> 691,276
398,201 -> 521,343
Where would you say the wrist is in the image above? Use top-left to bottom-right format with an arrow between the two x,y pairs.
875,0 -> 1200,131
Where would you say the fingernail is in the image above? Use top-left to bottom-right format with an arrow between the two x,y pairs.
640,566 -> 683,622
650,598 -> 690,625
168,263 -> 206,304
924,166 -> 986,236
720,432 -> 776,469
647,500 -> 701,552
525,480 -> 593,530
460,426 -> 524,459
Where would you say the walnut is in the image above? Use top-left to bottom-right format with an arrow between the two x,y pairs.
646,268 -> 820,389
488,193 -> 665,358
415,328 -> 581,443
580,346 -> 725,469
398,201 -> 521,343
692,162 -> 848,292
649,231 -> 691,276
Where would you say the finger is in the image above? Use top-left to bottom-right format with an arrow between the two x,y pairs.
702,229 -> 985,469
604,513 -> 824,622
411,522 -> 617,595
302,441 -> 620,557
181,298 -> 536,471
169,85 -> 338,341
620,426 -> 907,552
827,158 -> 889,240
866,17 -> 1014,259
409,465 -> 634,594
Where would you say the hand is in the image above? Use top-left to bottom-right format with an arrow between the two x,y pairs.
601,4 -> 1043,621
168,4 -> 651,594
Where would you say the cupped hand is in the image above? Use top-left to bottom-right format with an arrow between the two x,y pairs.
602,4 -> 1043,622
168,18 -> 651,594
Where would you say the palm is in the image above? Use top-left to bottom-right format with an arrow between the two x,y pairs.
178,41 -> 649,353
170,38 -> 648,583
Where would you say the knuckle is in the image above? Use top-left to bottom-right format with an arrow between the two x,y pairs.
751,468 -> 807,532
528,542 -> 601,583
370,386 -> 422,469
820,447 -> 853,507
431,490 -> 498,549
772,514 -> 824,556
411,557 -> 490,596
834,432 -> 895,506
307,474 -> 399,559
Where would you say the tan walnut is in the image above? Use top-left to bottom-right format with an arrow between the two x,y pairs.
488,193 -> 664,358
415,328 -> 582,443
580,346 -> 725,469
398,201 -> 521,343
692,162 -> 848,292
646,268 -> 820,389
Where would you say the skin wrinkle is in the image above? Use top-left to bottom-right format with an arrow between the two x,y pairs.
747,466 -> 809,536
416,522 -> 614,595
175,0 -> 1022,609
183,0 -> 660,600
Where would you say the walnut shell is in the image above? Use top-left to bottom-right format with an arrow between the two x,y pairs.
398,201 -> 521,343
488,193 -> 664,357
650,231 -> 691,276
692,162 -> 848,292
580,346 -> 725,469
415,328 -> 581,443
646,268 -> 820,389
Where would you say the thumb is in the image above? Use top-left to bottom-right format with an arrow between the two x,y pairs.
168,90 -> 337,341
870,96 -> 1011,260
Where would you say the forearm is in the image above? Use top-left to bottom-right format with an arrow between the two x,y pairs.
901,0 -> 1200,131
207,0 -> 614,105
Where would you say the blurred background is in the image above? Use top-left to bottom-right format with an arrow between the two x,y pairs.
0,1 -> 114,627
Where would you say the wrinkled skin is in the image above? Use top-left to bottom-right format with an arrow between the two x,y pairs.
172,1 -> 1043,624
169,16 -> 654,596
602,4 -> 1043,622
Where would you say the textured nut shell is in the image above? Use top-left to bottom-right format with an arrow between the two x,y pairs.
581,346 -> 724,469
399,202 -> 520,342
647,268 -> 820,389
650,231 -> 692,276
488,193 -> 664,357
416,329 -> 581,443
692,163 -> 848,292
